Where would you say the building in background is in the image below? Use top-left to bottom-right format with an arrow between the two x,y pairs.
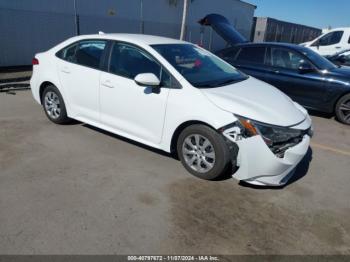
0,0 -> 256,67
251,17 -> 321,44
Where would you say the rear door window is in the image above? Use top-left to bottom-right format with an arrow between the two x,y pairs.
57,40 -> 107,69
235,46 -> 266,65
216,47 -> 240,62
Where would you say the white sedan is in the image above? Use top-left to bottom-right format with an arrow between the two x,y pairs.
30,33 -> 313,186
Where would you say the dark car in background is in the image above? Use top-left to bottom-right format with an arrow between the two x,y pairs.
327,49 -> 350,67
199,14 -> 350,125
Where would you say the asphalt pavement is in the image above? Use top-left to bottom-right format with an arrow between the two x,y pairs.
0,89 -> 350,255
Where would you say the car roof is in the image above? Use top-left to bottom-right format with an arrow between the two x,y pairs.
228,42 -> 310,52
69,33 -> 188,46
236,42 -> 301,48
325,27 -> 350,32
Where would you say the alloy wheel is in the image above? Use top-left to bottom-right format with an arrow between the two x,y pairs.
182,134 -> 216,173
44,91 -> 61,119
339,99 -> 350,124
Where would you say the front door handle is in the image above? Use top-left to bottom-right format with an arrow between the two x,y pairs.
335,46 -> 341,49
101,80 -> 114,88
274,70 -> 280,74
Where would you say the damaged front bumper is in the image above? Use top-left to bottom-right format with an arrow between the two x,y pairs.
222,117 -> 312,186
234,134 -> 310,186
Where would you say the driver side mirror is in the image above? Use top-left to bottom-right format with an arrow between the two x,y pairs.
134,73 -> 161,87
298,62 -> 314,74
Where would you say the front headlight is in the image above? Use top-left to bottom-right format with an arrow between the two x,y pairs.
237,116 -> 304,146
220,116 -> 310,158
220,116 -> 305,146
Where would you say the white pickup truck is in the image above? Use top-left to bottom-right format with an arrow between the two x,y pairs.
301,28 -> 350,56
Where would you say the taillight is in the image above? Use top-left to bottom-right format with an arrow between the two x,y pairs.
32,58 -> 39,65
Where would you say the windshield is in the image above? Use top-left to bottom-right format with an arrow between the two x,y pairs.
300,47 -> 336,70
151,44 -> 248,88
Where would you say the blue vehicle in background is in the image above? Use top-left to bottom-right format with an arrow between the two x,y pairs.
199,14 -> 350,125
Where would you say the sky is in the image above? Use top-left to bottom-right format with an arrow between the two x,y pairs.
247,0 -> 350,29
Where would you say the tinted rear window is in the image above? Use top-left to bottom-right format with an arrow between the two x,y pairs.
216,47 -> 239,60
57,40 -> 107,69
236,47 -> 266,64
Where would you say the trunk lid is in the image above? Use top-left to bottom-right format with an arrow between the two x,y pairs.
198,14 -> 248,46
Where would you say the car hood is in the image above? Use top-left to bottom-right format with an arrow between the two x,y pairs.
198,14 -> 248,45
201,77 -> 306,127
328,66 -> 350,78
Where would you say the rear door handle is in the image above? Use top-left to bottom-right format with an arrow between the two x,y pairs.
101,80 -> 114,88
61,67 -> 70,74
274,70 -> 280,74
335,46 -> 341,49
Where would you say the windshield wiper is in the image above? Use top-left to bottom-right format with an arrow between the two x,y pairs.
195,76 -> 248,88
196,83 -> 217,88
216,76 -> 248,87
217,78 -> 240,86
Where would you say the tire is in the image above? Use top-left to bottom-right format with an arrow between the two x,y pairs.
335,93 -> 350,125
41,84 -> 71,124
177,124 -> 231,180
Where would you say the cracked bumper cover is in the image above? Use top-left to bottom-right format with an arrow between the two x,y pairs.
223,116 -> 312,186
233,134 -> 310,186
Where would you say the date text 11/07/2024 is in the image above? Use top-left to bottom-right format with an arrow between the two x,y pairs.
127,255 -> 220,261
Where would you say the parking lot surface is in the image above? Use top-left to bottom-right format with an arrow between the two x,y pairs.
1,90 -> 350,255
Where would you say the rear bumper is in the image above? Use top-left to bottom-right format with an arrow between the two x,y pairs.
30,73 -> 41,104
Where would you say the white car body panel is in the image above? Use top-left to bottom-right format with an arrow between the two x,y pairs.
30,33 -> 313,186
223,114 -> 312,186
99,71 -> 170,145
302,28 -> 350,56
201,77 -> 306,127
57,59 -> 101,122
235,135 -> 310,186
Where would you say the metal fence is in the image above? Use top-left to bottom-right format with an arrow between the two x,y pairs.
0,8 -> 76,66
0,7 -> 236,67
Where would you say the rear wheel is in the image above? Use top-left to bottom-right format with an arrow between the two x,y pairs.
335,94 -> 350,125
177,124 -> 231,180
42,85 -> 71,124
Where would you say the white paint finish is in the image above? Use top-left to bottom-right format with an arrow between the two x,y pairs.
302,28 -> 350,56
160,78 -> 235,152
201,77 -> 306,126
30,33 -> 312,185
99,71 -> 169,145
57,60 -> 101,122
134,73 -> 161,87
234,135 -> 310,186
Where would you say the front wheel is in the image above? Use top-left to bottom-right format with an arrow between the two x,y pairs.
177,124 -> 231,180
335,94 -> 350,125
